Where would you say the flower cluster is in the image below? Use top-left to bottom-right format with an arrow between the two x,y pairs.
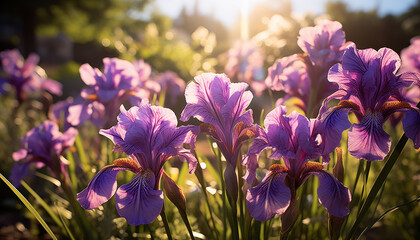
5,19 -> 420,239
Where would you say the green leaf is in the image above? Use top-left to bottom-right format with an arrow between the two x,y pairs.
21,181 -> 63,230
346,134 -> 408,240
0,174 -> 57,240
356,196 -> 420,240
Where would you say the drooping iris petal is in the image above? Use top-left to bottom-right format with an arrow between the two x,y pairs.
115,171 -> 163,225
298,162 -> 350,217
77,159 -> 140,210
314,103 -> 352,159
10,162 -> 31,187
312,171 -> 351,217
246,165 -> 291,221
348,116 -> 391,161
402,109 -> 420,148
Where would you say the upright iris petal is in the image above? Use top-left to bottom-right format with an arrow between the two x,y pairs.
78,103 -> 197,225
244,105 -> 350,220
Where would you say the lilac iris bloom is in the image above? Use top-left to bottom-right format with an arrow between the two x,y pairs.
0,49 -> 62,102
65,58 -> 140,128
155,71 -> 186,104
323,45 -> 420,161
180,73 -> 258,201
11,120 -> 78,186
77,103 -> 197,225
387,38 -> 420,126
267,20 -> 352,116
265,54 -> 310,112
400,36 -> 420,74
243,106 -> 351,221
298,20 -> 352,71
225,41 -> 266,96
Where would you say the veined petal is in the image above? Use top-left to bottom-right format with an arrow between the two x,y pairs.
246,165 -> 291,221
314,103 -> 352,158
348,114 -> 390,161
115,171 -> 163,225
180,73 -> 227,125
264,106 -> 295,159
221,88 -> 253,128
402,108 -> 420,148
299,162 -> 351,217
77,158 -> 140,210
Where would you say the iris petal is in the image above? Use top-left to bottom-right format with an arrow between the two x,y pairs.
77,159 -> 140,210
348,116 -> 390,161
312,170 -> 351,217
402,109 -> 420,148
115,172 -> 163,225
246,167 -> 291,221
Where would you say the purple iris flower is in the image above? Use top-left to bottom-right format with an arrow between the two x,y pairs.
0,49 -> 62,102
243,106 -> 351,221
400,36 -> 420,104
298,20 -> 352,71
265,54 -> 310,112
154,71 -> 186,104
266,20 -> 352,116
400,36 -> 420,74
322,45 -> 420,161
180,73 -> 258,201
11,120 -> 78,186
64,58 -> 141,128
77,103 -> 197,225
225,41 -> 266,96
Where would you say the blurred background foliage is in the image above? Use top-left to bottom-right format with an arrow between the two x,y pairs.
1,0 -> 420,239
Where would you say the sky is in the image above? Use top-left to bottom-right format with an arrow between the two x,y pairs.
150,0 -> 417,26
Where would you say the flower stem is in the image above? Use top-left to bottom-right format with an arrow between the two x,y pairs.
160,206 -> 173,240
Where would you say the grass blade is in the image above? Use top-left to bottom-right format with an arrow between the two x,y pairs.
356,196 -> 420,240
0,174 -> 57,240
21,181 -> 63,229
55,202 -> 76,240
